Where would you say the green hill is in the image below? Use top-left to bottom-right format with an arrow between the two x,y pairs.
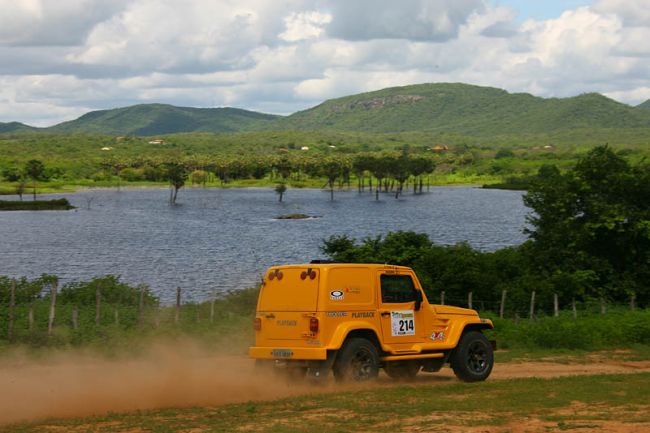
272,83 -> 650,135
0,122 -> 37,134
3,83 -> 650,136
48,104 -> 279,135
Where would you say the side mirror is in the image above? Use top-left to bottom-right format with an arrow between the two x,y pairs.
414,290 -> 423,311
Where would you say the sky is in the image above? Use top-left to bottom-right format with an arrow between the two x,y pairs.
1,0 -> 650,127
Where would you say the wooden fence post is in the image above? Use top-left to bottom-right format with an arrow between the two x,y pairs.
138,285 -> 145,326
600,298 -> 606,315
529,290 -> 536,321
499,290 -> 507,319
440,291 -> 445,305
95,283 -> 101,326
468,292 -> 473,309
8,279 -> 15,342
175,287 -> 181,324
553,293 -> 559,318
572,299 -> 577,319
72,307 -> 78,330
210,299 -> 215,323
48,281 -> 58,336
630,293 -> 636,311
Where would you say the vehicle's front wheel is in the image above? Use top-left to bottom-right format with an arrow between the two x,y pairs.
450,331 -> 494,382
333,338 -> 379,382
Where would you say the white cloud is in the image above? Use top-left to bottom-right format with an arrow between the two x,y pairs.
2,0 -> 650,126
280,11 -> 331,42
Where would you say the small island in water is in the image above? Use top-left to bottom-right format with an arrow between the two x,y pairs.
275,213 -> 320,220
0,198 -> 75,211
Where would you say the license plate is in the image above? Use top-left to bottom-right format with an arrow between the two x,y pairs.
272,349 -> 294,358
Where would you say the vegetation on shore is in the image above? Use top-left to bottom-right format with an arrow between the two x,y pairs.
323,146 -> 650,311
0,198 -> 74,211
1,146 -> 648,352
1,273 -> 649,354
2,125 -> 650,198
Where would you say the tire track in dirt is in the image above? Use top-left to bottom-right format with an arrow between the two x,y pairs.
1,342 -> 649,426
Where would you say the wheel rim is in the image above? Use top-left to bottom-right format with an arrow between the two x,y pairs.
466,341 -> 489,374
350,348 -> 375,380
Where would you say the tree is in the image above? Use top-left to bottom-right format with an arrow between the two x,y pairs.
275,183 -> 287,202
2,167 -> 22,182
164,161 -> 188,204
24,159 -> 45,200
15,180 -> 26,201
389,154 -> 410,199
367,155 -> 391,200
320,157 -> 344,201
523,146 -> 650,302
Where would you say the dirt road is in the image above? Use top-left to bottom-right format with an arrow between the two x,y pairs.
1,343 -> 649,425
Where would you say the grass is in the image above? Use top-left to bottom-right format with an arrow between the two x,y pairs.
493,345 -> 650,363
3,373 -> 649,432
483,309 -> 650,351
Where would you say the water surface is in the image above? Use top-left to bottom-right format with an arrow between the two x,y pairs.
0,187 -> 529,303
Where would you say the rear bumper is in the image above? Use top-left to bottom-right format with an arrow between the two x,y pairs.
249,346 -> 328,361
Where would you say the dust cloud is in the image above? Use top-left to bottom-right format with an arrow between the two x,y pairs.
0,340 -> 312,425
3,343 -> 650,426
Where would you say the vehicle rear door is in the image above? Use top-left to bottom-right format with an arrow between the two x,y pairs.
257,267 -> 320,340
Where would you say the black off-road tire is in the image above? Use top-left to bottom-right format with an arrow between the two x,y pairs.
333,338 -> 380,382
450,331 -> 494,382
384,361 -> 420,380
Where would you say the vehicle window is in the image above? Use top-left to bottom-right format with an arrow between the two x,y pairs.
381,274 -> 417,303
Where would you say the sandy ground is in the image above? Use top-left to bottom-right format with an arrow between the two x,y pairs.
1,343 -> 649,426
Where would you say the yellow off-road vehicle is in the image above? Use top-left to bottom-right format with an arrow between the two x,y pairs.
249,262 -> 494,382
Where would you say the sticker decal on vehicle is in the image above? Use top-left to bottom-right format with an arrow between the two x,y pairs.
330,290 -> 344,300
390,310 -> 415,336
430,331 -> 445,341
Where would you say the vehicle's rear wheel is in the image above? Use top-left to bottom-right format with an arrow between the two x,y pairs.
384,361 -> 420,380
333,338 -> 379,382
450,331 -> 494,382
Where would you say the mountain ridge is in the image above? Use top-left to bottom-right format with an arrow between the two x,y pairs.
48,104 -> 279,135
4,83 -> 650,136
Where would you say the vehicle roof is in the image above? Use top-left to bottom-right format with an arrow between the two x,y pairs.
269,263 -> 412,270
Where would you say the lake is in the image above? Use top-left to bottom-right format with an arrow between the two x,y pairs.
0,187 -> 529,303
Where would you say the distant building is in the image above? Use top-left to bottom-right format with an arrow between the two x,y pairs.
148,139 -> 166,145
101,147 -> 113,151
301,146 -> 310,150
